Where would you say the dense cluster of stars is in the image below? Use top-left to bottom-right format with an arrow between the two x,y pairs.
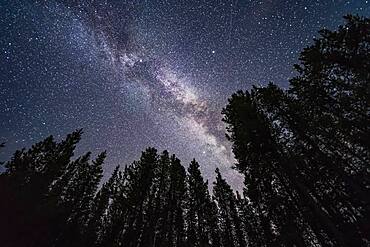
1,0 -> 369,189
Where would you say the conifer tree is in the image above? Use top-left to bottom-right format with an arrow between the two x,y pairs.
100,165 -> 129,247
84,166 -> 119,247
117,148 -> 158,247
166,155 -> 187,246
213,168 -> 247,247
185,159 -> 219,247
0,130 -> 107,247
222,15 -> 370,246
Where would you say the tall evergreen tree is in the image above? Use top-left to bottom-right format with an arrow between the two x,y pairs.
213,168 -> 247,247
222,15 -> 370,246
164,154 -> 187,246
84,166 -> 120,247
185,159 -> 220,247
115,148 -> 158,247
100,165 -> 129,247
0,130 -> 107,247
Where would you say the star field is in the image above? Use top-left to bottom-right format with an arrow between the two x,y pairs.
1,0 -> 369,189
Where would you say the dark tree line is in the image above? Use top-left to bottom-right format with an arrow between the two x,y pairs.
0,133 -> 242,247
0,15 -> 369,247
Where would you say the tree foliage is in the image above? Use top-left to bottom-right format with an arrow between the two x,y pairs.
222,14 -> 370,246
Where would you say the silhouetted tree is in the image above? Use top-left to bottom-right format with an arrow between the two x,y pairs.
185,159 -> 220,247
84,166 -> 119,247
0,130 -> 107,247
213,168 -> 247,247
222,15 -> 370,246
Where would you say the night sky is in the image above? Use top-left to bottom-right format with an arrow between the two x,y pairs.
1,0 -> 369,189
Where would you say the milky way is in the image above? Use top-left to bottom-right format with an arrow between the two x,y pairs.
1,0 -> 369,189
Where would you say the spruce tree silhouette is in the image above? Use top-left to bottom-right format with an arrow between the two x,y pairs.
222,15 -> 370,246
213,168 -> 247,247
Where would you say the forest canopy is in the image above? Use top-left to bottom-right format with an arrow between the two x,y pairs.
0,15 -> 369,247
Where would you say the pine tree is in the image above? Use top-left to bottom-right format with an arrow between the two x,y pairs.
223,89 -> 350,246
213,168 -> 247,247
100,165 -> 129,247
118,148 -> 158,247
0,130 -> 108,247
222,15 -> 370,246
84,166 -> 120,247
166,154 -> 187,246
288,15 -> 370,242
185,159 -> 219,247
